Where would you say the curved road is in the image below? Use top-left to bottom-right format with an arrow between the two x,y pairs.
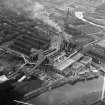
75,11 -> 105,29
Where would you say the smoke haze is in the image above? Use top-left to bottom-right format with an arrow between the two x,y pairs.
1,0 -> 44,18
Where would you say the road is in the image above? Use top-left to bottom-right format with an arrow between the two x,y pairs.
75,11 -> 105,29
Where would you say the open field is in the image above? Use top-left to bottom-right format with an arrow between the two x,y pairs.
28,77 -> 104,105
76,24 -> 102,35
1,0 -> 104,13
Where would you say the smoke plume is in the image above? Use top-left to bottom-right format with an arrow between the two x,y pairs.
2,0 -> 44,18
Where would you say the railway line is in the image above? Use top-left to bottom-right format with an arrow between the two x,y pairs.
21,72 -> 99,102
90,99 -> 105,105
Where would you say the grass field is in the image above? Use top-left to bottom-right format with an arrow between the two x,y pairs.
28,77 -> 104,105
77,24 -> 102,35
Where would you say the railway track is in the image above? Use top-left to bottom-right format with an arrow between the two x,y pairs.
21,73 -> 99,102
90,99 -> 105,105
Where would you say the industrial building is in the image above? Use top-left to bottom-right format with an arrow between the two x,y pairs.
0,1 -> 105,105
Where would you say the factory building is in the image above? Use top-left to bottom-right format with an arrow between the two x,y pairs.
85,40 -> 105,63
71,62 -> 86,75
55,53 -> 83,71
80,56 -> 92,67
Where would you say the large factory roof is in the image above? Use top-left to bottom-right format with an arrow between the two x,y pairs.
55,53 -> 83,71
